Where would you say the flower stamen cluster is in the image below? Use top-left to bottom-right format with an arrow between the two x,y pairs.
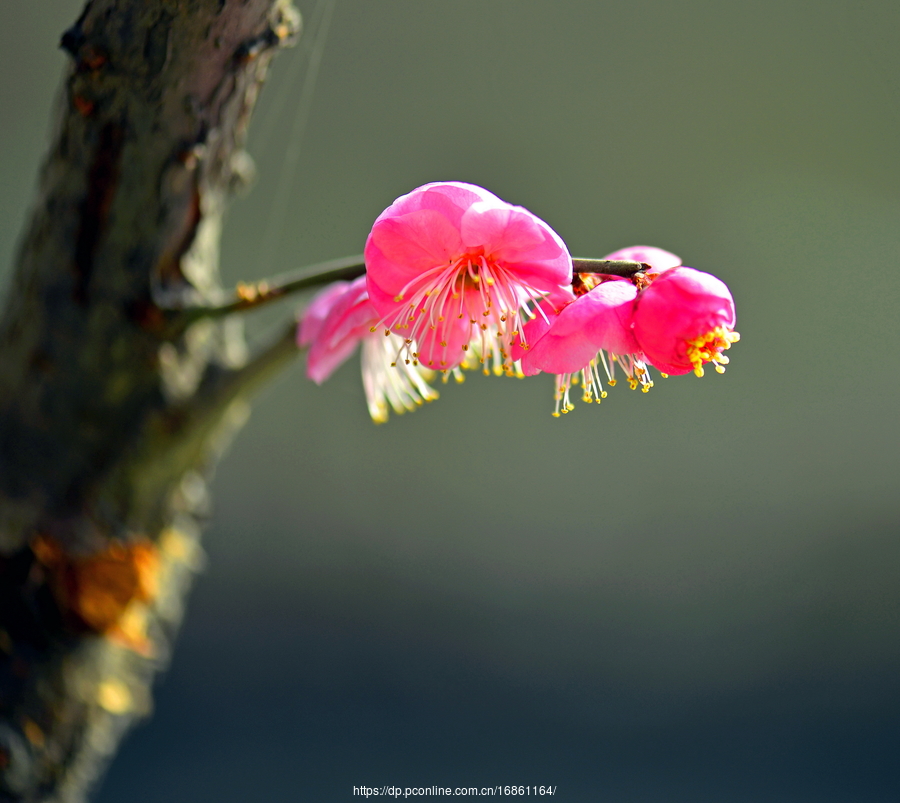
361,333 -> 439,422
547,349 -> 655,417
686,326 -> 741,377
373,252 -> 544,372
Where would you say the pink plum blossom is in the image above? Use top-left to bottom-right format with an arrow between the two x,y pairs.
632,266 -> 739,377
299,277 -> 438,423
514,280 -> 639,376
364,182 -> 572,373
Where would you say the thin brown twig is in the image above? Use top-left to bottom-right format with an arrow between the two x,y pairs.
160,253 -> 366,338
163,255 -> 649,337
572,258 -> 650,276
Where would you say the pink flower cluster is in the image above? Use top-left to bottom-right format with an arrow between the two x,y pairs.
513,246 -> 739,415
298,182 -> 739,420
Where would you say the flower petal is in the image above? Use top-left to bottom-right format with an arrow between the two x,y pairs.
509,289 -> 575,367
462,202 -> 571,287
367,208 -> 463,282
298,281 -> 351,347
519,280 -> 639,375
306,277 -> 377,384
383,181 -> 498,228
579,280 -> 641,355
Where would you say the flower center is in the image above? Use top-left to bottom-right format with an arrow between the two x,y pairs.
380,254 -> 545,371
686,325 -> 741,377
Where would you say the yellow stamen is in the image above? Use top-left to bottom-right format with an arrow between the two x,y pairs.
685,325 -> 740,377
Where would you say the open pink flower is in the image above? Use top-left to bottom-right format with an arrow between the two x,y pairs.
632,267 -> 739,377
299,278 -> 438,422
364,182 -> 572,372
515,281 -> 639,375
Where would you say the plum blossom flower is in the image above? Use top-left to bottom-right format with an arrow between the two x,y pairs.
364,182 -> 572,373
632,267 -> 739,377
512,280 -> 643,415
513,246 -> 682,416
299,277 -> 438,423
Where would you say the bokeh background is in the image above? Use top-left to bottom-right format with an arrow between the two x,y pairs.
2,1 -> 899,800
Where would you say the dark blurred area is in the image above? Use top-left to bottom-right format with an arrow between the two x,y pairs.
2,1 -> 899,800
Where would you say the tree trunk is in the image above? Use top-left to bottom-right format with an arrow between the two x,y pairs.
0,2 -> 300,800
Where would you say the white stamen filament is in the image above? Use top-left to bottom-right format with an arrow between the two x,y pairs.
377,255 -> 552,373
362,334 -> 438,423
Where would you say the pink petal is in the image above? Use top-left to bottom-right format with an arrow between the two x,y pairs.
382,181 -> 498,230
519,280 -> 639,375
579,280 -> 641,355
509,289 -> 575,365
367,209 -> 463,282
462,202 -> 571,287
363,272 -> 401,316
519,312 -> 598,376
511,303 -> 555,371
543,285 -> 579,309
306,277 -> 378,384
298,281 -> 351,347
307,334 -> 363,385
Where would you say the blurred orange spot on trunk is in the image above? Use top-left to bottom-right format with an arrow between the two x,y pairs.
32,536 -> 159,653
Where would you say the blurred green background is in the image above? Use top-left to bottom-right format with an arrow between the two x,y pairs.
2,1 -> 899,800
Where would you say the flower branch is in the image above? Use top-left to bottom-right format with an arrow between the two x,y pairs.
162,255 -> 649,340
162,253 -> 366,337
571,258 -> 650,276
167,320 -> 303,441
198,319 -> 304,408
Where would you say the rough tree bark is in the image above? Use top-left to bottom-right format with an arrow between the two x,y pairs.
0,2 -> 303,800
